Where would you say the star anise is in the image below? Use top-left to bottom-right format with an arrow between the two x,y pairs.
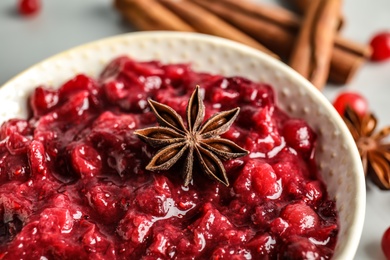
343,106 -> 390,189
134,86 -> 249,186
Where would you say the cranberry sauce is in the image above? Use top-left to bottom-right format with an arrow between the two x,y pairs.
0,57 -> 338,259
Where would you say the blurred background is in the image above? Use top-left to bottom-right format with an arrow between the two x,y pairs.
0,0 -> 390,259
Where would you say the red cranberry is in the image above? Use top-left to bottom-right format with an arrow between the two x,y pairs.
283,119 -> 316,157
280,202 -> 319,235
190,203 -> 234,246
103,80 -> 149,112
116,209 -> 154,244
269,217 -> 289,236
163,64 -> 191,81
210,88 -> 240,105
30,86 -> 59,117
56,90 -> 90,121
86,185 -> 124,224
303,180 -> 325,204
251,163 -> 281,198
147,224 -> 197,258
211,246 -> 252,259
332,91 -> 368,117
282,237 -> 322,259
2,154 -> 29,182
59,74 -> 98,98
0,119 -> 31,139
38,208 -> 74,234
370,32 -> 390,61
234,161 -> 281,203
70,144 -> 102,178
99,56 -> 129,82
273,159 -> 308,185
239,82 -> 275,108
134,176 -> 172,216
27,140 -> 47,177
81,222 -> 116,259
252,202 -> 278,228
382,227 -> 390,260
246,234 -> 276,257
6,132 -> 31,155
18,0 -> 41,16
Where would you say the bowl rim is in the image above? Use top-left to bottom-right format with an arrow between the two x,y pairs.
0,31 -> 366,259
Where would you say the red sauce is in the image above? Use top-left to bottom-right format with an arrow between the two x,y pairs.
0,57 -> 338,259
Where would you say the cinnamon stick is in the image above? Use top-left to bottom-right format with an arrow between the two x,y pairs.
219,0 -> 301,31
289,0 -> 341,89
293,0 -> 314,14
220,0 -> 370,58
114,0 -> 195,32
157,0 -> 278,59
292,0 -> 344,30
193,0 -> 368,85
334,35 -> 370,57
329,47 -> 364,84
193,0 -> 293,58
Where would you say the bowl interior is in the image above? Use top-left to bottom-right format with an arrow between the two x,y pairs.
0,31 -> 365,259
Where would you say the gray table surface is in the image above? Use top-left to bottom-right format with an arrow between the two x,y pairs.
1,0 -> 390,259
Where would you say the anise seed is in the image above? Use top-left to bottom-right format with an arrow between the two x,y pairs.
150,132 -> 174,139
210,143 -> 232,153
156,148 -> 180,165
161,112 -> 181,128
203,118 -> 227,133
203,155 -> 217,173
191,104 -> 198,125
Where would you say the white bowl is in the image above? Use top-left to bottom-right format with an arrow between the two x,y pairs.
0,31 -> 365,259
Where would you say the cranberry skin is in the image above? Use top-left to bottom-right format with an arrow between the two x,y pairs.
6,132 -> 31,155
134,176 -> 172,217
382,227 -> 390,260
27,140 -> 47,177
30,86 -> 59,117
234,161 -> 281,203
81,223 -> 116,259
190,203 -> 234,245
116,209 -> 154,244
370,32 -> 390,61
283,119 -> 316,157
211,246 -> 252,259
282,237 -> 322,259
70,144 -> 102,178
86,185 -> 124,224
59,74 -> 98,98
246,234 -> 276,257
280,202 -> 319,235
332,91 -> 368,117
18,0 -> 41,16
100,56 -> 129,82
0,119 -> 31,139
303,180 -> 324,204
38,208 -> 74,234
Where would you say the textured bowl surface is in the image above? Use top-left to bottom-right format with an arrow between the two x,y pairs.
0,31 -> 365,259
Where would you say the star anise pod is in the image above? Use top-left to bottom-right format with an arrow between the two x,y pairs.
134,86 -> 249,186
343,106 -> 390,189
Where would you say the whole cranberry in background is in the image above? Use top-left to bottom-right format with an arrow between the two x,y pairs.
332,91 -> 369,118
382,227 -> 390,260
370,32 -> 390,61
18,0 -> 41,16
